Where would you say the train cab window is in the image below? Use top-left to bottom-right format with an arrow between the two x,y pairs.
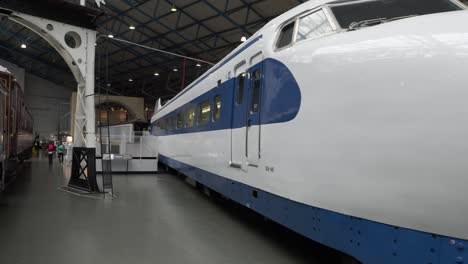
177,112 -> 184,129
276,21 -> 295,49
198,100 -> 211,125
185,106 -> 195,128
213,95 -> 221,122
236,73 -> 245,105
296,9 -> 333,42
330,0 -> 462,30
251,70 -> 261,113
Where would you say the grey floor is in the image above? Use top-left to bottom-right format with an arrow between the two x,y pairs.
0,154 -> 337,264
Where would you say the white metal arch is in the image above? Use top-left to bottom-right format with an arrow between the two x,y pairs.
6,12 -> 96,148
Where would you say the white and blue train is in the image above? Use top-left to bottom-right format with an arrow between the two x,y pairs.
152,0 -> 468,263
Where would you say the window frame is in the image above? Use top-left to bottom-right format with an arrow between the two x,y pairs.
197,99 -> 211,126
176,112 -> 184,129
213,94 -> 222,122
295,9 -> 335,43
250,69 -> 261,114
236,73 -> 245,105
185,106 -> 196,128
275,20 -> 297,51
274,6 -> 339,52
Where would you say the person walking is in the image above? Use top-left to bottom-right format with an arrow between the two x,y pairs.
57,142 -> 65,163
47,141 -> 55,164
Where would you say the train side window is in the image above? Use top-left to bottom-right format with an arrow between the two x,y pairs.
213,95 -> 221,122
296,9 -> 333,42
170,116 -> 177,131
198,99 -> 211,125
251,70 -> 261,113
276,21 -> 296,49
165,119 -> 170,131
177,112 -> 184,129
185,106 -> 195,128
165,118 -> 171,131
236,73 -> 245,104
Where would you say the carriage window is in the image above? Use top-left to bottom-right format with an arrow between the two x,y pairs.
165,118 -> 172,131
296,10 -> 333,42
170,116 -> 177,131
160,119 -> 166,130
276,21 -> 295,49
198,100 -> 211,125
213,95 -> 221,121
218,80 -> 222,87
251,70 -> 261,113
186,106 -> 195,128
165,119 -> 170,131
236,73 -> 245,105
177,112 -> 184,129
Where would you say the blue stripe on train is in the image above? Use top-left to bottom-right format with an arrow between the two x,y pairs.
152,58 -> 301,137
159,154 -> 468,264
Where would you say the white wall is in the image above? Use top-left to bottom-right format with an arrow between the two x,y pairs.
25,74 -> 74,139
0,59 -> 74,139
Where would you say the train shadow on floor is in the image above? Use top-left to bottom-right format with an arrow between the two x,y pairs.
166,169 -> 345,264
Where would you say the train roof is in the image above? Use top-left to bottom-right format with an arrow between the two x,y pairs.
0,65 -> 11,74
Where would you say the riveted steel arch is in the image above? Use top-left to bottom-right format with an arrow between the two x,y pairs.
2,11 -> 96,148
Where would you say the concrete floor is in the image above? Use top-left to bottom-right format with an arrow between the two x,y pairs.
0,155 -> 338,264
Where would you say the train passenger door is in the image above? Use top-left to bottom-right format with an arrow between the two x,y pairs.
230,61 -> 248,168
246,61 -> 263,167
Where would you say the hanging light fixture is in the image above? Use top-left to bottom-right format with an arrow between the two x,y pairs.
173,68 -> 178,72
128,78 -> 133,82
129,25 -> 136,30
196,63 -> 201,67
170,5 -> 177,12
154,72 -> 160,76
20,43 -> 27,49
240,36 -> 247,42
108,34 -> 114,38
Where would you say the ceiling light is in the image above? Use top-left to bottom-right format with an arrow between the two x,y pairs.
108,34 -> 114,38
170,6 -> 177,12
240,36 -> 247,42
196,63 -> 201,67
94,43 -> 97,46
107,83 -> 111,87
173,68 -> 178,72
20,44 -> 27,49
128,78 -> 133,82
129,26 -> 136,30
154,72 -> 159,76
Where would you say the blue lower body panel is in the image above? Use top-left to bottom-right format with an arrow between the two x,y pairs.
159,155 -> 467,264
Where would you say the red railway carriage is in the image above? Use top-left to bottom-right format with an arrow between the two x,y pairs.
0,67 -> 34,191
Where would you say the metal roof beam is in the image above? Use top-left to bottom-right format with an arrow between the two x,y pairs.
101,16 -> 269,75
96,0 -> 267,66
199,0 -> 252,35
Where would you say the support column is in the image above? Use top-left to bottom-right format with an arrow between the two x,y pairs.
8,12 -> 97,148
